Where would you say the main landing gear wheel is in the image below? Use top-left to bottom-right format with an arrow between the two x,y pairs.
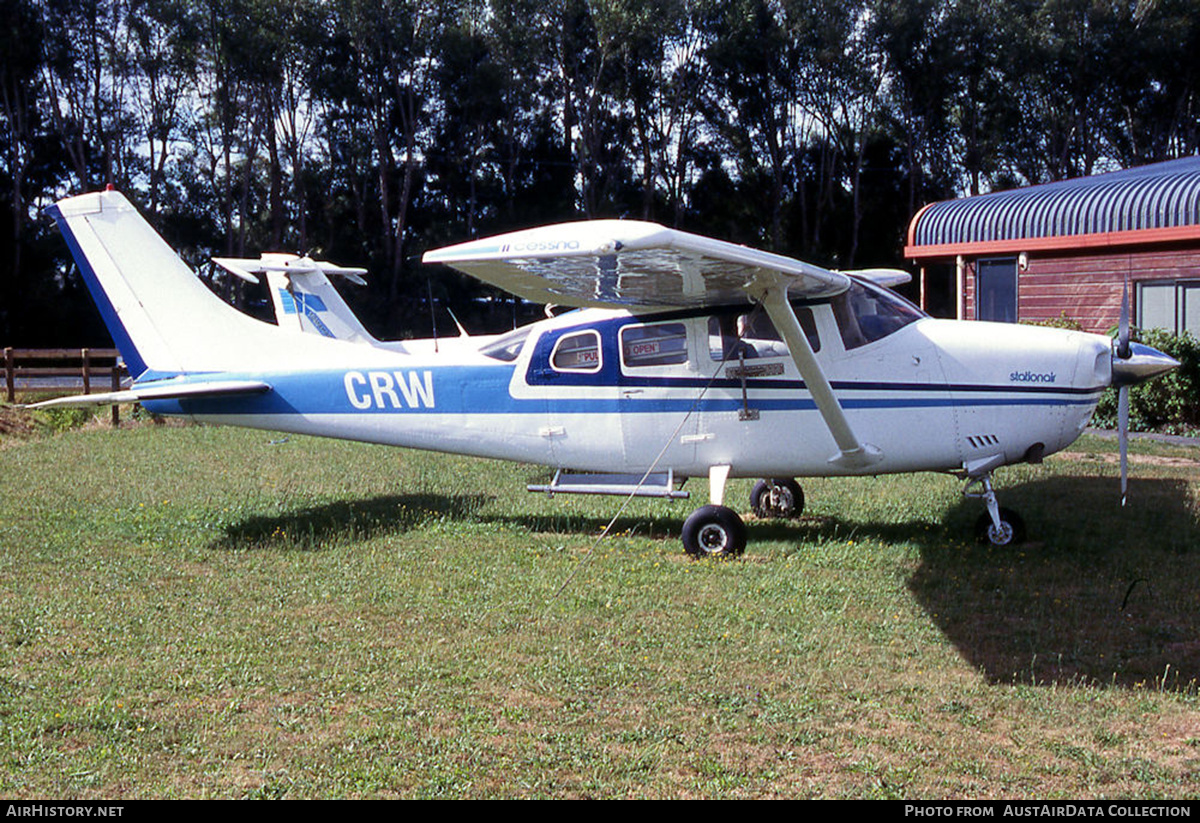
974,507 -> 1025,547
681,505 -> 747,559
750,478 -> 805,519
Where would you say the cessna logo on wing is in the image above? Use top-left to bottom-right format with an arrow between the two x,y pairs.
501,240 -> 580,253
344,370 -> 435,409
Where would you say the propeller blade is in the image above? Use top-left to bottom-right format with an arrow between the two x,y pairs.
1118,272 -> 1131,360
1118,384 -> 1129,507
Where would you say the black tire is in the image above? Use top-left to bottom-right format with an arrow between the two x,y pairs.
681,505 -> 747,558
974,507 -> 1026,547
750,478 -> 805,519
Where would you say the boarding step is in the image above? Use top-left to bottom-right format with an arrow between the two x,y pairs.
527,469 -> 690,499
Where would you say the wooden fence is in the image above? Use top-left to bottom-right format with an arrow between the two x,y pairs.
3,347 -> 127,426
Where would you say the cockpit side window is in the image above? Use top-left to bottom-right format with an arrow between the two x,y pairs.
708,306 -> 818,361
551,330 -> 602,372
831,280 -> 924,351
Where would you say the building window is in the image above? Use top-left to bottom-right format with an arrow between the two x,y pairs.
976,258 -> 1018,323
1137,280 -> 1200,336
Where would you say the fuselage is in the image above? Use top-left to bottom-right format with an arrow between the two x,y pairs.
143,285 -> 1112,480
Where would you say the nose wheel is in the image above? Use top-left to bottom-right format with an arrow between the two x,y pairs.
965,473 -> 1025,547
750,478 -> 805,519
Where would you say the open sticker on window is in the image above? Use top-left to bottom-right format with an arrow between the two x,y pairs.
621,323 -> 688,368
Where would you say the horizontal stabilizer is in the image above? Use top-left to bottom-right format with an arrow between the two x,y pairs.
26,379 -> 271,410
213,255 -> 368,285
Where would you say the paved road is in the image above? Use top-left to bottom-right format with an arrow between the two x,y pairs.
1085,427 -> 1200,448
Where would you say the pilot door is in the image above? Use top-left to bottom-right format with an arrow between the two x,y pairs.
614,318 -> 702,472
694,306 -> 818,465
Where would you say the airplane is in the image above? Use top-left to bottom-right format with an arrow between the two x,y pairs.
34,187 -> 1180,557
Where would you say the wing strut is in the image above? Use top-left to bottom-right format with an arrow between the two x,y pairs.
749,277 -> 882,470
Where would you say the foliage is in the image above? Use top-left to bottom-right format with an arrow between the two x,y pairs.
1024,312 -> 1085,332
4,0 -> 1200,345
30,404 -> 95,434
1094,328 -> 1200,435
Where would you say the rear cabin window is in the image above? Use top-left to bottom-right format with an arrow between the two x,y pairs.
620,323 -> 688,368
551,330 -> 602,372
708,308 -> 818,361
479,327 -> 531,362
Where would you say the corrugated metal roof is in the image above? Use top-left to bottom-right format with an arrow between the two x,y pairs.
907,156 -> 1200,257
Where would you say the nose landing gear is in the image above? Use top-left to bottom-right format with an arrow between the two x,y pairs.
964,473 -> 1025,547
750,478 -> 805,519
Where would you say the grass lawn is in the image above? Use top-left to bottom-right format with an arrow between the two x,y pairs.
1,414 -> 1199,798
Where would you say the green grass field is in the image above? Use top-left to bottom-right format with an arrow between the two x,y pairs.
2,414 -> 1199,798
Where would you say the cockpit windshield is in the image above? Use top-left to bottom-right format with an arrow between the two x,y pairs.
479,327 -> 531,361
830,279 -> 925,350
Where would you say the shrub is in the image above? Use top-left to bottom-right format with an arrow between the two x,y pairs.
1025,311 -> 1085,331
1093,328 -> 1200,435
31,405 -> 96,434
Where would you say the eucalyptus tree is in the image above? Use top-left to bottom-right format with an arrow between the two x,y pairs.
38,0 -> 139,192
127,0 -> 201,216
698,0 -> 805,252
1102,0 -> 1200,165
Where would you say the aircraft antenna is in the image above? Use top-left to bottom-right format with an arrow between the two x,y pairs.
427,279 -> 439,353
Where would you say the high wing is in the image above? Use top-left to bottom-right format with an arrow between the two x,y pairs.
424,220 -> 883,469
422,220 -> 851,310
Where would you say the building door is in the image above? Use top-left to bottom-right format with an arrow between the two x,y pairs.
976,258 -> 1018,322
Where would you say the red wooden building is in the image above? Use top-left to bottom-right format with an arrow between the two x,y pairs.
904,157 -> 1200,335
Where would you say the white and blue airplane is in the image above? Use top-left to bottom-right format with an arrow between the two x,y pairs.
35,188 -> 1179,556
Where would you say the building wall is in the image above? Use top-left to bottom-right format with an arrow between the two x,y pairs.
960,246 -> 1200,333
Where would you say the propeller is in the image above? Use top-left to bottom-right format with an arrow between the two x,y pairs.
1118,273 -> 1130,506
1109,273 -> 1180,504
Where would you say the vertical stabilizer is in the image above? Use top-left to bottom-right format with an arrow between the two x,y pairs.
47,190 -> 280,378
263,264 -> 380,344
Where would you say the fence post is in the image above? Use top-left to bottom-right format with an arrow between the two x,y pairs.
82,348 -> 91,395
4,347 -> 12,403
111,362 -> 123,428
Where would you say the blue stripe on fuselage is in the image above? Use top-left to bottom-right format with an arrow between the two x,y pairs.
138,364 -> 1104,417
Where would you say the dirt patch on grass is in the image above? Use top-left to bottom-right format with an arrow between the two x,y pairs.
1053,451 -> 1200,467
0,404 -> 36,442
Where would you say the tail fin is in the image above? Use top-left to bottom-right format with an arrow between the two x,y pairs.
48,190 -> 287,378
46,189 -> 405,379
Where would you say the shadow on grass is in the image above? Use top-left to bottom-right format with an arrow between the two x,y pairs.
210,473 -> 1200,692
907,475 -> 1200,691
211,492 -> 492,551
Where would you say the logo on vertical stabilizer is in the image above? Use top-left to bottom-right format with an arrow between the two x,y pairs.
279,288 -> 334,337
